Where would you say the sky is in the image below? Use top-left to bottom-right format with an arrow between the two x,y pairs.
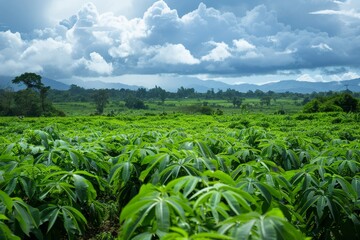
0,0 -> 359,85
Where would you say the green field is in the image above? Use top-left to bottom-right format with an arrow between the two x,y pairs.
1,111 -> 360,239
53,97 -> 303,116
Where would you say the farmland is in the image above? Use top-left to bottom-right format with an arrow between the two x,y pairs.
0,111 -> 360,239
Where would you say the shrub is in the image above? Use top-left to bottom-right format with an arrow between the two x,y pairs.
303,93 -> 359,113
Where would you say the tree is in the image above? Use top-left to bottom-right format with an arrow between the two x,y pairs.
124,97 -> 147,109
92,89 -> 109,114
260,96 -> 271,106
12,72 -> 43,90
0,87 -> 14,115
303,93 -> 359,113
149,86 -> 167,103
40,86 -> 50,112
136,88 -> 147,99
177,87 -> 195,98
13,89 -> 42,116
11,72 -> 57,116
334,93 -> 358,112
232,97 -> 243,108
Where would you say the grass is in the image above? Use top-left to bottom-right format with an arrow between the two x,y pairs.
53,98 -> 303,116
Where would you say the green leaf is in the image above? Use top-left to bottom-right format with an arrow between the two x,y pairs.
121,206 -> 155,240
69,151 -> 79,168
196,141 -> 216,159
222,191 -> 242,214
165,197 -> 189,221
122,162 -> 131,183
155,199 -> 170,232
61,206 -> 87,237
47,208 -> 60,233
120,198 -> 154,222
299,195 -> 319,216
192,232 -> 232,239
254,182 -> 272,205
73,174 -> 96,203
0,222 -> 21,240
234,220 -> 256,240
132,232 -> 153,240
62,206 -> 87,225
13,200 -> 34,236
205,170 -> 236,186
0,190 -> 13,211
139,154 -> 169,182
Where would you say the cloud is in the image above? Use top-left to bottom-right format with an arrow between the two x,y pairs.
329,71 -> 360,81
241,5 -> 288,36
296,74 -> 324,82
233,39 -> 256,52
83,52 -> 113,75
202,42 -> 232,62
0,0 -> 359,80
341,71 -> 360,79
0,30 -> 24,53
150,44 -> 200,65
311,43 -> 333,51
310,9 -> 360,19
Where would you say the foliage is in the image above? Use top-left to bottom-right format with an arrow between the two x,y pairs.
93,89 -> 109,114
0,73 -> 64,117
304,93 -> 359,113
124,97 -> 147,109
181,105 -> 215,115
12,73 -> 43,90
0,113 -> 360,239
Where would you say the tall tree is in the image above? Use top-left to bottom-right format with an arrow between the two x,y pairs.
40,86 -> 50,111
12,72 -> 52,112
0,87 -> 14,115
12,72 -> 43,90
232,97 -> 243,108
92,89 -> 109,114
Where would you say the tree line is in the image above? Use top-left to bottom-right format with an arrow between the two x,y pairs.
1,73 -> 359,116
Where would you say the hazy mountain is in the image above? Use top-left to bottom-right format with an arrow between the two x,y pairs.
105,76 -> 360,93
58,78 -> 141,90
0,76 -> 70,90
129,76 -> 360,93
253,79 -> 360,93
1,75 -> 359,93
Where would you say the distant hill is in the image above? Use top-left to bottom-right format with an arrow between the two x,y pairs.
0,76 -> 69,90
59,78 -> 141,90
154,77 -> 360,93
129,76 -> 360,93
1,75 -> 359,93
248,79 -> 360,93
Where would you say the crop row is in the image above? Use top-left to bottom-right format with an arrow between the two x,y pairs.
0,114 -> 359,239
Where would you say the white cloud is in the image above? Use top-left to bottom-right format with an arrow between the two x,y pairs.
150,43 -> 200,65
0,0 -> 359,80
297,73 -> 326,82
329,71 -> 359,81
240,51 -> 263,59
341,71 -> 360,79
311,43 -> 333,51
297,74 -> 315,82
310,9 -> 360,19
0,30 -> 24,49
202,42 -> 231,62
233,39 -> 256,52
83,52 -> 113,75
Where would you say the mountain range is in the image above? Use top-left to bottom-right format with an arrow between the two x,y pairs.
0,76 -> 69,91
1,75 -> 359,93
